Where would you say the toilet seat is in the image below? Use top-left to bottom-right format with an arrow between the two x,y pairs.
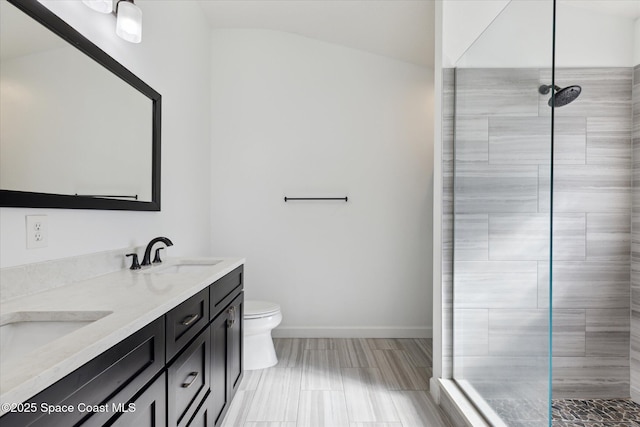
244,300 -> 281,319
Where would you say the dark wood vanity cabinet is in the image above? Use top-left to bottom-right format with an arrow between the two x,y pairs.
210,292 -> 244,427
109,373 -> 167,427
0,266 -> 244,427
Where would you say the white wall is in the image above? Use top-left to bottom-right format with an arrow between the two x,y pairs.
454,0 -> 636,68
442,0 -> 509,67
209,30 -> 434,337
633,18 -> 640,66
0,0 -> 212,268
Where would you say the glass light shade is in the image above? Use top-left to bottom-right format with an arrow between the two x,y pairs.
116,1 -> 142,44
82,0 -> 113,14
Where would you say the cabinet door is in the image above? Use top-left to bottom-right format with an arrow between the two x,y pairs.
184,393 -> 212,427
168,328 -> 211,427
110,372 -> 166,427
226,293 -> 244,400
210,309 -> 230,427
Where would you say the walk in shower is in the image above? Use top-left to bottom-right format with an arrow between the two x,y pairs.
446,0 -> 640,425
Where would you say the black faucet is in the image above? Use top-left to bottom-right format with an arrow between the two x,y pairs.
142,236 -> 173,267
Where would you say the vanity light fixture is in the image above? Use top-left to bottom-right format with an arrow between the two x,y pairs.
115,0 -> 142,44
82,0 -> 112,14
82,0 -> 142,44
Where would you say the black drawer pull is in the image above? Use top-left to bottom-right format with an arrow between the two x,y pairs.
180,314 -> 199,326
181,371 -> 199,388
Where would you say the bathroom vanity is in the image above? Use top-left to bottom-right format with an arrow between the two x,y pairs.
0,258 -> 244,427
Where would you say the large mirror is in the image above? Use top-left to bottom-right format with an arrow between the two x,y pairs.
0,0 -> 161,211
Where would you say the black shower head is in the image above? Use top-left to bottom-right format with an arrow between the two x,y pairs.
538,84 -> 582,107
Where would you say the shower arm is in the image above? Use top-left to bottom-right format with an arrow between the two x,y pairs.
538,84 -> 562,95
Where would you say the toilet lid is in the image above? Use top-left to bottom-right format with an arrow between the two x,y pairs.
244,300 -> 281,318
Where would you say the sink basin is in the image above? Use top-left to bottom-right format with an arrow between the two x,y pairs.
143,259 -> 222,275
0,311 -> 111,365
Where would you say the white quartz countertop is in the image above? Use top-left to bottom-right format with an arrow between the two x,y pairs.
0,257 -> 245,414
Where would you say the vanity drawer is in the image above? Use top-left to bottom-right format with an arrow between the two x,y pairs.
166,287 -> 210,361
0,317 -> 164,427
210,266 -> 243,320
168,327 -> 211,427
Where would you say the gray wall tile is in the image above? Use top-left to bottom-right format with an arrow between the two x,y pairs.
632,65 -> 640,403
488,309 -> 548,356
538,261 -> 630,309
553,310 -> 587,357
585,309 -> 630,358
539,68 -> 632,118
453,309 -> 489,357
586,117 -> 632,166
489,117 -> 585,165
454,214 -> 488,261
455,164 -> 539,213
447,66 -> 634,404
539,165 -> 631,213
456,68 -> 539,117
455,118 -> 488,163
586,213 -> 631,261
552,356 -> 630,399
455,261 -> 538,309
489,213 -> 585,261
460,356 -> 548,382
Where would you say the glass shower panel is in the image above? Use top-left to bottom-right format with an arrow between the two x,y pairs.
451,0 -> 554,425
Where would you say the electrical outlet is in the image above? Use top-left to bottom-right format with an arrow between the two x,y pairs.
26,215 -> 48,249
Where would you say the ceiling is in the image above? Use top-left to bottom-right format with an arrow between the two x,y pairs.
197,0 -> 435,68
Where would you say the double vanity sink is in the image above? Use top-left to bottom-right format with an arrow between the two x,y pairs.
0,256 -> 244,425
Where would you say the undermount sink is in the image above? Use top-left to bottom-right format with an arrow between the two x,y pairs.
143,259 -> 222,275
0,311 -> 111,366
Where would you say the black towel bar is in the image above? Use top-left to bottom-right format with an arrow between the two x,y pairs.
284,197 -> 348,202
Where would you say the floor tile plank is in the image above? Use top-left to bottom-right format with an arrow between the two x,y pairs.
246,368 -> 302,422
297,390 -> 350,427
342,368 -> 400,423
302,350 -> 343,391
335,339 -> 378,368
305,338 -> 336,349
391,391 -> 452,427
240,369 -> 264,391
349,424 -> 403,427
221,390 -> 255,427
374,349 -> 430,390
274,338 -> 305,368
244,423 -> 297,427
398,339 -> 432,368
366,338 -> 401,350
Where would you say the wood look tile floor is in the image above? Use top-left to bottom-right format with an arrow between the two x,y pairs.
221,338 -> 452,427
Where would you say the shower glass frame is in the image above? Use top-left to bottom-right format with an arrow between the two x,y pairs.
449,1 -> 557,425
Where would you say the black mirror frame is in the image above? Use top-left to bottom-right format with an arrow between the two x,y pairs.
0,0 -> 161,211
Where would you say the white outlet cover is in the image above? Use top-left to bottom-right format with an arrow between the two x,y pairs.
26,215 -> 48,249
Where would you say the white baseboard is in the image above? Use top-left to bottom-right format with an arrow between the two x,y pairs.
271,326 -> 432,338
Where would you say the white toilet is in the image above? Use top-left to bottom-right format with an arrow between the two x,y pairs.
243,300 -> 282,370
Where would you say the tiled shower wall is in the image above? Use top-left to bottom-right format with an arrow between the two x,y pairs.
632,64 -> 640,404
447,67 -> 633,399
